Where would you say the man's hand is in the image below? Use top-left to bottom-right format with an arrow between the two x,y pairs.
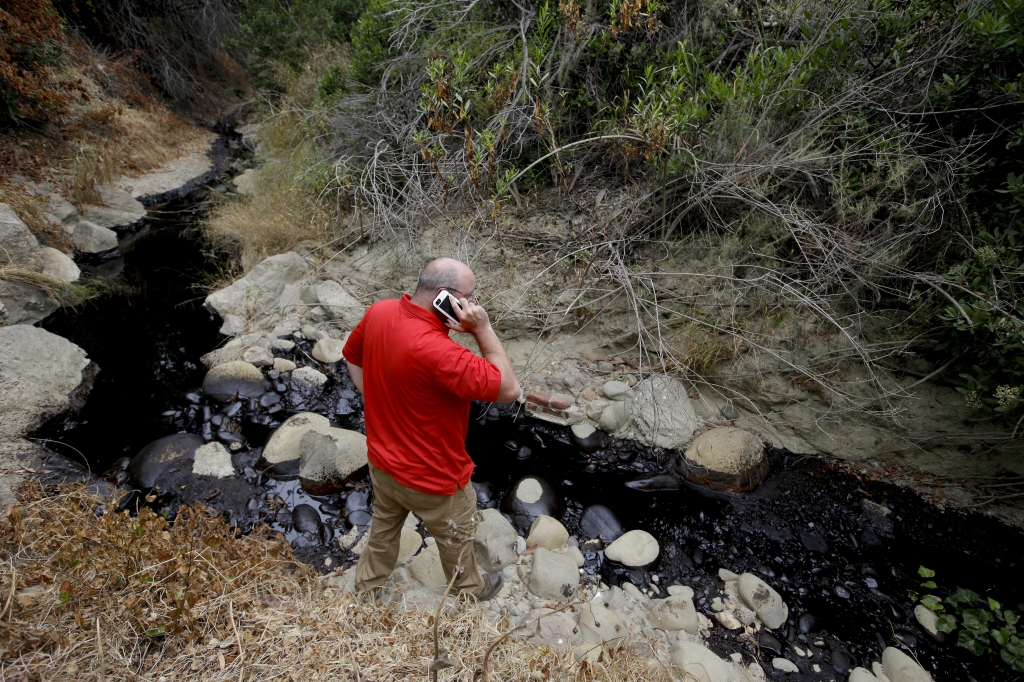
445,297 -> 491,335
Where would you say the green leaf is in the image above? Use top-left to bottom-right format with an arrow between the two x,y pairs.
989,597 -> 1003,611
947,587 -> 980,606
993,627 -> 1011,646
936,614 -> 958,633
921,595 -> 944,612
958,629 -> 989,656
918,566 -> 936,578
1006,611 -> 1020,627
921,580 -> 938,589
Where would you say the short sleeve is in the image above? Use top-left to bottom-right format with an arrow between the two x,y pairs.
343,316 -> 367,366
434,345 -> 502,402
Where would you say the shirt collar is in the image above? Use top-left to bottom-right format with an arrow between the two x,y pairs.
400,293 -> 448,332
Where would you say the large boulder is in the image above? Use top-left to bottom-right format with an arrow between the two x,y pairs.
0,326 -> 92,438
737,573 -> 788,629
0,279 -> 58,325
204,253 -> 311,321
527,548 -> 579,600
80,186 -> 145,229
0,204 -> 42,265
500,475 -> 563,533
604,529 -> 659,567
631,376 -> 700,449
670,641 -> 733,682
261,412 -> 333,475
128,433 -> 205,490
473,508 -> 521,572
677,427 -> 768,494
297,427 -> 368,495
314,280 -> 366,329
202,361 -> 266,402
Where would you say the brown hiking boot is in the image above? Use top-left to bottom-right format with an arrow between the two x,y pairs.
474,573 -> 504,601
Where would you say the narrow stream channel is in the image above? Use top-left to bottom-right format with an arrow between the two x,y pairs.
34,191 -> 1024,682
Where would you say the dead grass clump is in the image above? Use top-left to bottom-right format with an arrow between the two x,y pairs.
0,184 -> 73,251
0,484 -> 672,682
70,144 -> 114,206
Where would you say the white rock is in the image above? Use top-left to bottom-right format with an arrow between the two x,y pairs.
297,428 -> 368,493
772,658 -> 799,673
192,442 -> 235,478
312,338 -> 346,363
408,543 -> 447,590
80,186 -> 145,228
291,366 -> 327,392
273,358 -> 297,372
604,529 -> 659,567
0,279 -> 57,325
914,605 -> 939,636
849,667 -> 881,682
715,610 -> 743,630
527,548 -> 579,600
648,594 -> 699,633
874,662 -> 892,682
314,280 -> 366,329
576,602 -> 626,644
0,326 -> 90,438
719,568 -> 739,582
232,168 -> 260,195
670,641 -> 733,682
204,253 -> 311,321
737,573 -> 789,629
681,426 -> 769,493
272,338 -> 295,350
526,515 -> 569,550
474,508 -> 521,572
219,314 -> 246,336
72,220 -> 118,253
0,203 -> 42,264
601,380 -> 632,400
202,360 -> 266,402
631,376 -> 700,449
566,546 -> 585,567
882,646 -> 934,682
570,423 -> 596,440
39,247 -> 80,282
667,585 -> 694,598
398,526 -> 423,563
598,401 -> 631,433
241,345 -> 274,367
522,608 -> 582,650
263,412 -> 333,466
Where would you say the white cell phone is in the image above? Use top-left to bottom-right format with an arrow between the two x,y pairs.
432,290 -> 463,325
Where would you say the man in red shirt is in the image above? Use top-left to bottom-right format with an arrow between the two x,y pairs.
342,257 -> 521,600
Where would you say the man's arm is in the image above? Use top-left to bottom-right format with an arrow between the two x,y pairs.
346,360 -> 364,394
448,298 -> 521,402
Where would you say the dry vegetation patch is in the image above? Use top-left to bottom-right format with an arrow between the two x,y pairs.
0,485 -> 664,682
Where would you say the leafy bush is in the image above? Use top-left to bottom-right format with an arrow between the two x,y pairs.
0,0 -> 69,123
914,566 -> 1024,672
235,0 -> 368,88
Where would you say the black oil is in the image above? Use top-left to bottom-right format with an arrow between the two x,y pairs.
39,202 -> 223,472
33,196 -> 1024,682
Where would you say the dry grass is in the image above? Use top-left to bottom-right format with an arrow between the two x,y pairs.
0,186 -> 73,252
0,485 -> 668,682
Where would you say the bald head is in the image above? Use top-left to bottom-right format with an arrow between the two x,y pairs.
414,258 -> 473,296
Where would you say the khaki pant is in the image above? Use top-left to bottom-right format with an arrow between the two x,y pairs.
354,464 -> 487,597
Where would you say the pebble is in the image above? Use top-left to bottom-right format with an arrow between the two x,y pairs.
601,380 -> 631,400
835,585 -> 851,599
715,611 -> 743,630
604,529 -> 659,567
772,658 -> 799,674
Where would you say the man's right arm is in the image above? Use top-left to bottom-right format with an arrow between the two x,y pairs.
473,325 -> 521,402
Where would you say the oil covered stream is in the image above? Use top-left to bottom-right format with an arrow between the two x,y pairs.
36,205 -> 1024,682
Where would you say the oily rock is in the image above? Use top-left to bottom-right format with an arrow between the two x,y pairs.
527,548 -> 579,600
579,504 -> 624,542
500,475 -> 563,533
291,366 -> 328,394
604,529 -> 659,567
262,412 -> 333,474
0,325 -> 91,438
569,423 -> 603,452
631,376 -> 700,449
648,594 -> 698,633
128,433 -> 205,490
737,573 -> 788,629
297,428 -> 368,495
204,252 -> 311,321
678,427 -> 768,494
202,361 -> 266,402
40,247 -> 80,282
526,515 -> 569,550
473,508 -> 521,572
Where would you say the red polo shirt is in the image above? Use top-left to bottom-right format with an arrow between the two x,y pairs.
342,294 -> 501,495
